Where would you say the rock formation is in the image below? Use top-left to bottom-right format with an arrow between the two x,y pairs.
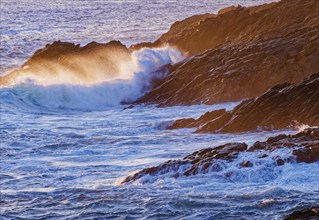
135,0 -> 319,106
168,73 -> 319,133
283,207 -> 319,220
121,128 -> 319,184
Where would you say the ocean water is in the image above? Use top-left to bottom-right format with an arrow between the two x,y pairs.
1,0 -> 319,219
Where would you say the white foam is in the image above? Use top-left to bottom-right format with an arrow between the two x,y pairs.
0,46 -> 183,110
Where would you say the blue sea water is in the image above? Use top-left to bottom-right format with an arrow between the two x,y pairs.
1,0 -> 319,219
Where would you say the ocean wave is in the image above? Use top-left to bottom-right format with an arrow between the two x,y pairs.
0,46 -> 183,110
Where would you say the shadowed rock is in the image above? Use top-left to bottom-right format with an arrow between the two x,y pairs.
167,109 -> 227,129
121,143 -> 248,184
135,0 -> 319,106
249,128 -> 319,163
283,207 -> 319,220
121,128 -> 319,184
168,73 -> 319,133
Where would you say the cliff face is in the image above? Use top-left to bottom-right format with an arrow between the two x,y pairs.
1,40 -> 131,86
132,0 -> 318,56
134,0 -> 319,106
168,73 -> 319,133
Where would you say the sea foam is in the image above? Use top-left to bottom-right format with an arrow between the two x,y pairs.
0,46 -> 183,110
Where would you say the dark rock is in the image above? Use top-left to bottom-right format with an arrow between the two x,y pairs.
123,105 -> 135,110
168,73 -> 319,133
283,206 -> 319,220
292,142 -> 319,163
249,128 -> 319,164
258,154 -> 268,158
167,118 -> 197,129
240,161 -> 253,168
121,128 -> 319,184
168,109 -> 227,130
276,158 -> 285,166
121,143 -> 247,184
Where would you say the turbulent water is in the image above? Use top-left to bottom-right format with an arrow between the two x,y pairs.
1,0 -> 319,219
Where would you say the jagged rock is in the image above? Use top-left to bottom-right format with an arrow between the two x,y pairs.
132,0 -> 318,57
283,207 -> 319,220
248,128 -> 319,164
121,143 -> 248,184
167,73 -> 319,133
135,0 -> 319,107
121,128 -> 319,184
1,40 -> 131,86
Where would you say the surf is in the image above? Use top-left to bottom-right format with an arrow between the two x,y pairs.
0,46 -> 183,110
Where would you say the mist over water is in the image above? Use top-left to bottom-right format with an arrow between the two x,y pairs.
1,47 -> 183,110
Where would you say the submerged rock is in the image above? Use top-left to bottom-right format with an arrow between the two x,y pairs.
168,73 -> 319,133
283,207 -> 319,220
240,160 -> 253,168
135,0 -> 319,107
121,128 -> 319,184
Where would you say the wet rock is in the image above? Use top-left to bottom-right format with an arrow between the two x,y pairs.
167,118 -> 197,129
135,0 -> 319,107
167,109 -> 227,130
258,154 -> 268,159
121,128 -> 319,184
276,158 -> 285,166
240,161 -> 253,168
121,143 -> 247,184
168,73 -> 319,133
123,105 -> 135,110
249,128 -> 319,164
283,206 -> 319,220
292,142 -> 319,163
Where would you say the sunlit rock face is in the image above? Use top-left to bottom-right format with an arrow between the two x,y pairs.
0,40 -> 132,86
132,0 -> 318,57
121,128 -> 319,184
134,0 -> 319,106
168,73 -> 319,133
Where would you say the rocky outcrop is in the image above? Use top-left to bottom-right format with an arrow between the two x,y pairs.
167,73 -> 319,133
168,109 -> 227,129
135,0 -> 319,106
248,128 -> 319,164
0,40 -> 131,86
283,207 -> 319,220
132,0 -> 318,57
2,0 -> 318,109
121,128 -> 319,184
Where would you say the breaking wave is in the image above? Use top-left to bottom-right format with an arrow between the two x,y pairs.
0,47 -> 183,110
